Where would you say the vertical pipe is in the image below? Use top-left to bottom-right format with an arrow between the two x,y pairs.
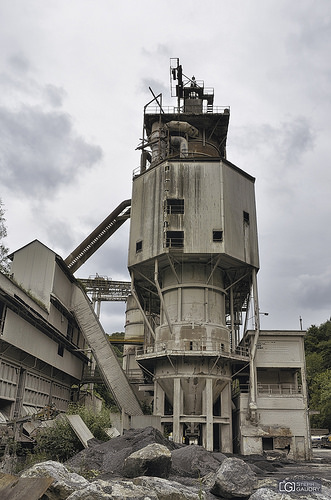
230,287 -> 235,351
249,268 -> 260,421
177,287 -> 182,322
173,378 -> 181,444
204,287 -> 208,323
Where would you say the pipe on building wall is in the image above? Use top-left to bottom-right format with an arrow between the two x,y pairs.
170,136 -> 188,158
248,268 -> 260,422
165,121 -> 199,138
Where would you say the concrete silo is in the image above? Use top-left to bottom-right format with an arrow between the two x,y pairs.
124,59 -> 259,452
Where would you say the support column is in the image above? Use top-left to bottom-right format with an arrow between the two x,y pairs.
220,381 -> 232,453
173,378 -> 182,444
154,382 -> 165,416
205,377 -> 214,451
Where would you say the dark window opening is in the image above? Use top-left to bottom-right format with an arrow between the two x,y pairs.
67,323 -> 74,343
57,344 -> 64,357
164,395 -> 173,416
166,231 -> 184,248
136,240 -> 142,252
0,302 -> 6,334
243,211 -> 250,224
166,199 -> 184,215
213,230 -> 223,242
262,437 -> 274,450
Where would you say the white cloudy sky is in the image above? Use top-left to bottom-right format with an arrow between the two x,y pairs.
1,0 -> 330,334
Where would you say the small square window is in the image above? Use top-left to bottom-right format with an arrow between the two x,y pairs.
136,240 -> 142,252
213,230 -> 223,242
166,231 -> 184,248
166,199 -> 184,215
243,211 -> 250,224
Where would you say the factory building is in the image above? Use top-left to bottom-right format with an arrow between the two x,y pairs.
0,60 -> 311,460
0,240 -> 88,421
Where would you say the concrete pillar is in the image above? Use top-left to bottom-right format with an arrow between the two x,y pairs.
205,377 -> 214,451
173,378 -> 182,444
154,382 -> 165,416
220,381 -> 233,453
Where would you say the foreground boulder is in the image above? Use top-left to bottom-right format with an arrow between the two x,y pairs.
66,426 -> 179,478
20,460 -> 90,499
249,484 -> 331,500
123,443 -> 172,478
210,457 -> 257,498
134,476 -> 206,499
171,445 -> 226,478
67,478 -> 158,499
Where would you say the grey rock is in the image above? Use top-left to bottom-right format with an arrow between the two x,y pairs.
66,426 -> 178,477
210,457 -> 257,498
99,478 -> 158,499
66,480 -> 113,499
134,475 -> 206,499
123,443 -> 172,478
20,460 -> 89,500
248,487 -> 292,499
249,485 -> 331,500
171,445 -> 225,478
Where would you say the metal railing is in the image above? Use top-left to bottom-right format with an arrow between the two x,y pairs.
257,383 -> 302,396
136,340 -> 249,359
145,105 -> 230,115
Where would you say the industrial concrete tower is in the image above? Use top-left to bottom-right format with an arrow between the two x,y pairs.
124,59 -> 260,452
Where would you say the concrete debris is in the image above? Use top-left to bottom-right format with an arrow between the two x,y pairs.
210,457 -> 257,498
66,414 -> 95,448
123,443 -> 172,479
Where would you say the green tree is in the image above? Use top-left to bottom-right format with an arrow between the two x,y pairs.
305,321 -> 331,430
0,199 -> 10,274
309,370 -> 331,430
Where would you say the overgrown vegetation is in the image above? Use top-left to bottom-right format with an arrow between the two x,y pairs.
31,404 -> 111,464
0,198 -> 10,274
305,320 -> 331,431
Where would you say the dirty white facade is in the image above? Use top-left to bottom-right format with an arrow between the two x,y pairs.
123,59 -> 311,460
0,240 -> 88,420
0,60 -> 311,460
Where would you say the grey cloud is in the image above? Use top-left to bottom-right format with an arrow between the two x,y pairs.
43,84 -> 67,107
233,117 -> 314,166
280,118 -> 314,164
291,267 -> 331,310
139,78 -> 168,98
0,105 -> 102,198
8,52 -> 31,74
141,44 -> 170,57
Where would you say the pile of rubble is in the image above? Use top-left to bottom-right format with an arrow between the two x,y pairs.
1,427 -> 330,499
